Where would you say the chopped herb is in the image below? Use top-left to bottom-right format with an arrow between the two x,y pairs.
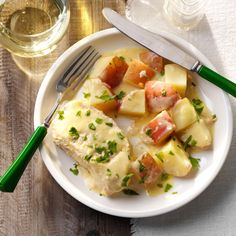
121,173 -> 134,187
76,110 -> 81,117
145,128 -> 152,137
116,91 -> 126,100
105,122 -> 113,127
117,132 -> 125,140
155,152 -> 164,163
95,90 -> 116,101
119,56 -> 125,61
58,110 -> 64,120
161,88 -> 167,97
157,183 -> 163,188
95,146 -> 106,154
192,98 -> 204,115
212,114 -> 217,121
122,189 -> 139,195
69,127 -> 80,140
160,71 -> 165,76
88,123 -> 96,130
161,173 -> 169,181
164,183 -> 173,192
85,110 -> 91,116
69,163 -> 78,176
177,144 -> 182,149
83,92 -> 91,98
83,135 -> 88,141
189,156 -> 200,169
172,137 -> 176,141
87,144 -> 93,148
93,134 -> 97,141
172,192 -> 178,195
138,176 -> 146,184
107,140 -> 117,154
106,168 -> 112,176
84,155 -> 92,162
183,135 -> 197,150
138,161 -> 145,172
95,118 -> 103,124
96,153 -> 110,163
169,150 -> 175,156
128,155 -> 131,160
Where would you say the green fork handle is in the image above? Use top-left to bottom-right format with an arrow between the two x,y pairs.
0,125 -> 47,192
197,65 -> 236,97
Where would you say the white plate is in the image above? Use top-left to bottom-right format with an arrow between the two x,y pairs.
34,28 -> 233,218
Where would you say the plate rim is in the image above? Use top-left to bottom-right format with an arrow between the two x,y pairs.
34,28 -> 233,218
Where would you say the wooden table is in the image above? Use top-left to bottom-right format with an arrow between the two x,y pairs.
0,1 -> 131,235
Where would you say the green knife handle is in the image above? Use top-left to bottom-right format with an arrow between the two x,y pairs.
197,65 -> 236,97
0,125 -> 47,192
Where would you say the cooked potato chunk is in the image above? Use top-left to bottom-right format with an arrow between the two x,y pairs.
119,89 -> 146,116
158,138 -> 192,177
143,110 -> 176,144
165,64 -> 187,97
139,51 -> 164,73
82,78 -> 117,111
179,119 -> 212,148
131,153 -> 163,187
123,59 -> 155,88
145,81 -> 180,113
171,98 -> 197,132
99,56 -> 128,88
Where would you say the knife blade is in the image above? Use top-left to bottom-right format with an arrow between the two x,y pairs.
102,8 -> 236,97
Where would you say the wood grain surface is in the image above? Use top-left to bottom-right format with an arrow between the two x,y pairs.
0,1 -> 131,236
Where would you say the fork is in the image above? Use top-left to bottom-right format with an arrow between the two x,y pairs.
0,46 -> 101,192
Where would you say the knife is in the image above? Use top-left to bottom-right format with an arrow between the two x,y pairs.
102,8 -> 236,98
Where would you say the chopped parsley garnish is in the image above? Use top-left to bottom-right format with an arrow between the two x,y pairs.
121,173 -> 134,187
157,183 -> 163,188
119,56 -> 125,61
116,91 -> 126,100
155,152 -> 164,163
189,156 -> 200,169
183,135 -> 197,150
69,127 -> 80,140
107,140 -> 117,155
95,146 -> 106,154
106,168 -> 112,176
161,88 -> 167,97
160,71 -> 165,76
192,98 -> 204,115
76,110 -> 81,117
122,189 -> 139,196
84,155 -> 92,162
177,144 -> 182,149
105,122 -> 113,127
164,183 -> 173,192
95,90 -> 116,101
145,128 -> 152,137
58,110 -> 64,120
92,134 -> 97,141
83,92 -> 91,98
169,150 -> 175,156
161,173 -> 169,181
117,132 -> 125,140
83,135 -> 87,141
85,110 -> 91,116
69,163 -> 79,176
212,114 -> 217,121
95,118 -> 103,124
95,153 -> 110,163
172,192 -> 178,195
88,123 -> 96,130
139,161 -> 145,172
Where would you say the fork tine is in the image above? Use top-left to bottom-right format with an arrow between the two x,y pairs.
70,52 -> 101,90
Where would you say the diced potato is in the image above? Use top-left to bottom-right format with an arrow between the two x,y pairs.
158,138 -> 192,177
131,153 -> 163,187
89,56 -> 114,79
164,64 -> 187,97
179,119 -> 212,148
145,81 -> 180,113
119,89 -> 146,116
98,56 -> 128,88
82,78 -> 117,111
123,59 -> 155,88
143,110 -> 176,144
139,50 -> 164,73
171,98 -> 197,132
